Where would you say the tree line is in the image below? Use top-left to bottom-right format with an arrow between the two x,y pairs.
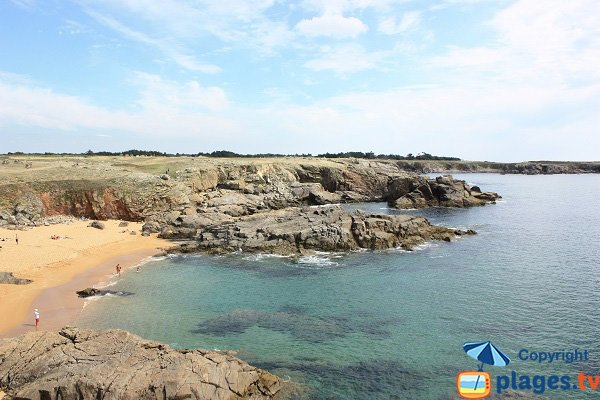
4,150 -> 461,161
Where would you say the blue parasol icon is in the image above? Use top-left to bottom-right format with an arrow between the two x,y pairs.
463,341 -> 511,370
463,341 -> 510,394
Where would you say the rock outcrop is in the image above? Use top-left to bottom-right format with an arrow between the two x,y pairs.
75,288 -> 133,298
388,175 -> 501,209
181,205 -> 472,254
0,327 -> 282,400
0,272 -> 32,285
87,220 -> 105,230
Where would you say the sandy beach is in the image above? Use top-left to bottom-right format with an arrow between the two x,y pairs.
0,220 -> 173,338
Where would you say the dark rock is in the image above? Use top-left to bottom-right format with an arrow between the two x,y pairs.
389,175 -> 501,209
75,287 -> 100,297
141,221 -> 161,233
76,288 -> 134,298
88,220 -> 105,230
118,221 -> 129,227
0,272 -> 32,285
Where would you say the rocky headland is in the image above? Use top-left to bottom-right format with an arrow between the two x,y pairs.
0,327 -> 282,400
0,156 -> 498,255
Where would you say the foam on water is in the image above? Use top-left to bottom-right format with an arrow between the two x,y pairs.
296,255 -> 338,267
243,253 -> 291,262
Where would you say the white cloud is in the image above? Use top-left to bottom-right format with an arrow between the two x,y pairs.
296,14 -> 368,38
0,72 -> 234,137
87,11 -> 221,74
87,0 -> 290,53
378,11 -> 421,34
8,0 -> 36,9
260,81 -> 600,160
300,0 -> 401,14
132,72 -> 229,112
433,0 -> 600,85
2,68 -> 599,160
304,44 -> 385,74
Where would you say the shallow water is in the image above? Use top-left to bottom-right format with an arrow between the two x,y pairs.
78,174 -> 600,399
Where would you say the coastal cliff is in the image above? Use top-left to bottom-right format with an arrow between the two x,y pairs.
0,327 -> 282,400
0,156 -> 498,229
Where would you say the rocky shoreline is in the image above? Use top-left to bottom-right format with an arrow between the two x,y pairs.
0,157 -> 501,399
0,327 -> 283,400
1,157 -> 498,230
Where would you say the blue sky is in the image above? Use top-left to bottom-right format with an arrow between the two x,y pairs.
0,0 -> 599,161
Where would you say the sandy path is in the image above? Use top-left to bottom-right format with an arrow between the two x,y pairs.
0,220 -> 174,337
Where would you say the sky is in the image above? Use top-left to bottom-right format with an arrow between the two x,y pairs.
0,0 -> 599,161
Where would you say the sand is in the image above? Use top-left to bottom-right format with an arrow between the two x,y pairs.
0,220 -> 174,337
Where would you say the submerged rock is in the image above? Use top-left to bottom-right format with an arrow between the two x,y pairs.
0,327 -> 282,400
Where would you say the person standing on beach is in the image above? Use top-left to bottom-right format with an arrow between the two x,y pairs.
116,263 -> 121,276
34,308 -> 40,329
15,234 -> 18,245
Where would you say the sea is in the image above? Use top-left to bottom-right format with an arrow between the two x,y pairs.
77,173 -> 600,399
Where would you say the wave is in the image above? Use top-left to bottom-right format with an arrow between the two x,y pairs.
309,203 -> 341,208
392,241 -> 440,252
243,253 -> 291,262
95,278 -> 120,289
296,255 -> 339,267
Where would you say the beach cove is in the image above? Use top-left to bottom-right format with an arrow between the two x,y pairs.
0,220 -> 173,337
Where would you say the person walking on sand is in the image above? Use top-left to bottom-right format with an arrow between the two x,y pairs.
15,234 -> 18,245
116,263 -> 121,276
34,308 -> 40,329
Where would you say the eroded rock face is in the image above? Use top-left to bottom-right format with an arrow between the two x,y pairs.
388,175 -> 501,209
191,205 -> 471,254
0,158 -> 504,229
0,327 -> 282,400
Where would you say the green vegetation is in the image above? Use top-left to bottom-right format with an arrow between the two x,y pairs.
4,149 -> 461,161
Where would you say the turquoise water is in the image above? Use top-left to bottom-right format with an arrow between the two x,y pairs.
78,174 -> 600,399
